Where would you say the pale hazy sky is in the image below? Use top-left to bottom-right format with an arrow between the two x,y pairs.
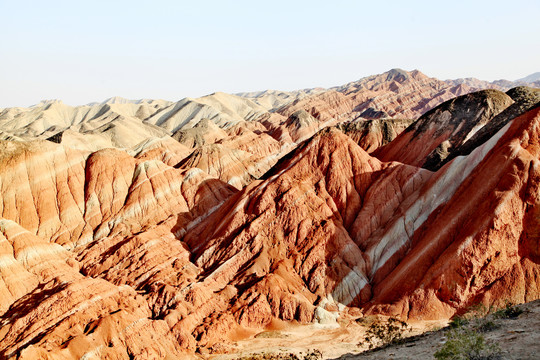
1,0 -> 539,108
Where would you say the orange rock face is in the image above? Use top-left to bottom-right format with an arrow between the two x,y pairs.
1,75 -> 540,358
0,141 -> 236,357
278,90 -> 354,123
367,106 -> 540,319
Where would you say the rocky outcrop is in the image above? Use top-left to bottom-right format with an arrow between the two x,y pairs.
174,129 -> 431,348
145,92 -> 267,133
129,136 -> 192,167
334,69 -> 479,120
187,126 -> 415,308
0,140 -> 236,248
0,139 -> 238,357
283,109 -> 324,143
1,69 -> 531,183
236,88 -> 325,110
0,101 -> 169,147
268,69 -> 489,129
278,90 -> 354,123
0,69 -> 534,156
366,106 -> 540,319
171,118 -> 229,149
175,144 -> 262,189
375,89 -> 515,169
335,118 -> 414,153
0,218 -> 184,359
219,123 -> 282,159
440,86 -> 540,168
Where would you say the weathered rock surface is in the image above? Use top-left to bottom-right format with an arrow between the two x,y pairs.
335,118 -> 414,153
278,90 -> 354,123
145,92 -> 267,133
236,88 -> 325,111
175,144 -> 262,189
129,136 -> 192,167
375,89 -> 515,169
0,219 -> 185,359
219,123 -> 282,160
366,105 -> 540,319
335,69 -> 474,120
0,141 -> 235,249
0,69 -> 532,194
0,100 -> 171,150
263,69 -> 495,136
440,86 -> 540,168
182,128 -> 430,316
171,118 -> 229,149
1,75 -> 540,359
0,140 -> 238,358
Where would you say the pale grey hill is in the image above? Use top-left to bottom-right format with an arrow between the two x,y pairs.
236,88 -> 325,111
516,72 -> 540,83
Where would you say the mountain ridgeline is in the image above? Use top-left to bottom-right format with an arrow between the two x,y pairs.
0,69 -> 539,358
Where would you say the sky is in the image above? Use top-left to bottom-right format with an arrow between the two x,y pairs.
1,0 -> 539,108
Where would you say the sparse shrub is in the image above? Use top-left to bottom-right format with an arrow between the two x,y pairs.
238,349 -> 321,360
434,327 -> 501,360
493,302 -> 523,319
466,303 -> 493,318
449,315 -> 469,329
360,317 -> 411,349
303,349 -> 322,360
355,315 -> 378,326
474,319 -> 500,333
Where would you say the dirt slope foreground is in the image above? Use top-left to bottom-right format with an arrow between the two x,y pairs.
0,71 -> 539,359
334,299 -> 540,360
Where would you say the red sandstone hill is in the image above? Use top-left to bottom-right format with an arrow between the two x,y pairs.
270,69 -> 490,125
0,73 -> 539,358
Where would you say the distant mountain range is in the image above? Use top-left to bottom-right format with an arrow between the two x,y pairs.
516,71 -> 540,83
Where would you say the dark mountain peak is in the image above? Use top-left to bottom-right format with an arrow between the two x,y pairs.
385,68 -> 410,82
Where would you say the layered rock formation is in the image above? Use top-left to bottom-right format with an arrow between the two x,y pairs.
175,144 -> 261,189
333,69 -> 474,120
376,87 -> 540,171
335,118 -> 414,153
1,71 -> 540,358
0,219 -> 185,359
375,89 -> 514,169
235,88 -> 325,111
440,86 -> 540,168
0,141 -> 239,358
0,69 -> 535,193
240,69 -> 507,126
367,105 -> 540,319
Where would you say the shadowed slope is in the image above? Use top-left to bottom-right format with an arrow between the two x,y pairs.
162,128 -> 430,349
439,86 -> 540,168
375,89 -> 514,169
0,140 -> 237,358
366,106 -> 540,319
335,118 -> 414,153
